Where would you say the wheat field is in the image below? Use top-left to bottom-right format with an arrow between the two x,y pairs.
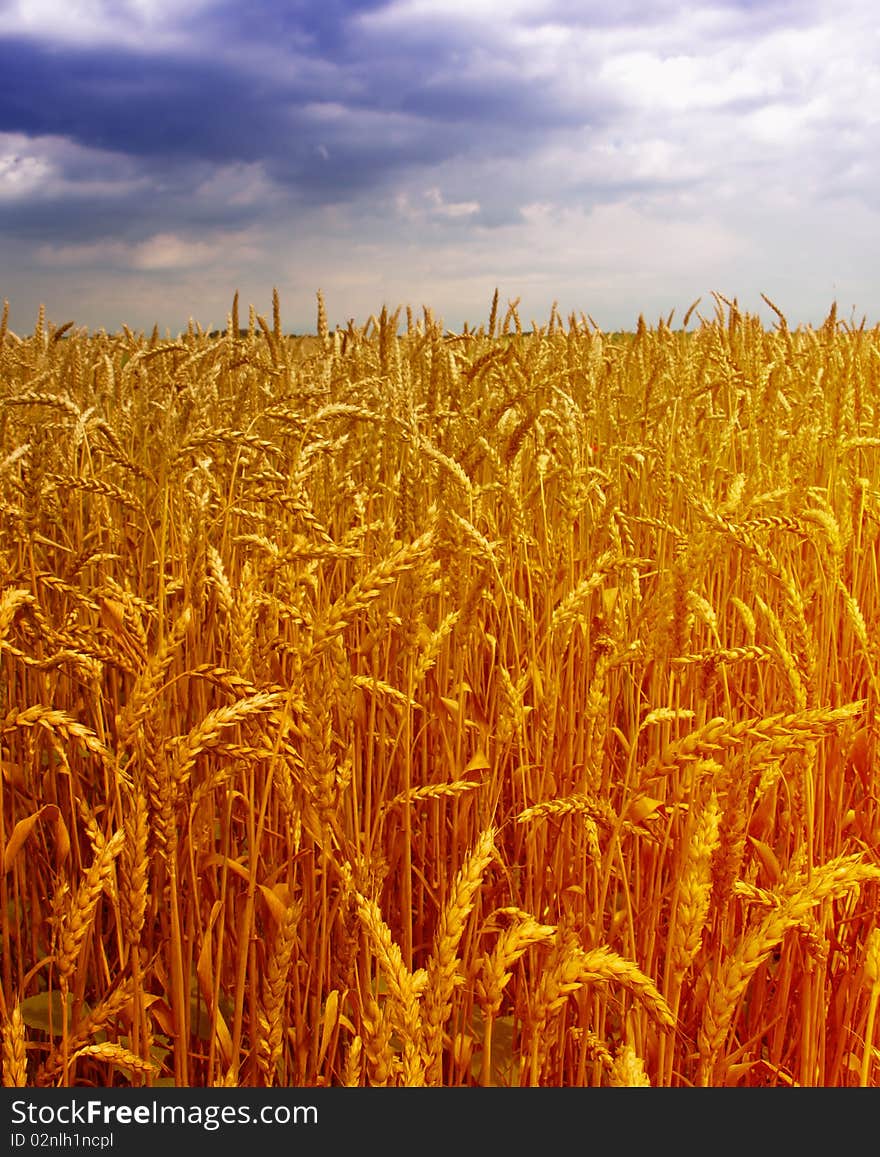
1,287 -> 879,1088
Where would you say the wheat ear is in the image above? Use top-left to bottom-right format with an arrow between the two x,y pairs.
698,854 -> 880,1084
423,827 -> 496,1082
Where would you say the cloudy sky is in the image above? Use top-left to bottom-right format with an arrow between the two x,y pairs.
0,0 -> 878,335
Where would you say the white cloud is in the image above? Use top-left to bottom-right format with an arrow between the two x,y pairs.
0,147 -> 52,201
745,99 -> 828,147
396,186 -> 480,222
130,233 -> 218,271
599,49 -> 774,113
36,229 -> 259,273
0,133 -> 148,201
0,0 -> 213,49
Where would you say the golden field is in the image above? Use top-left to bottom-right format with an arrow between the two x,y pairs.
1,288 -> 879,1088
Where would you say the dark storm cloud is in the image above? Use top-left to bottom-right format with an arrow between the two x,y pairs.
0,36 -> 304,164
2,0 -> 584,308
200,0 -> 387,58
0,0 -> 607,223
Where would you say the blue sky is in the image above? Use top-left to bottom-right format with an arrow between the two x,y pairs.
1,0 -> 878,334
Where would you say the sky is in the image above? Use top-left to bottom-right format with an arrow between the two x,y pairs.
1,0 -> 879,335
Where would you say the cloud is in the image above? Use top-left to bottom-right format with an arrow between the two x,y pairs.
0,143 -> 53,201
130,233 -> 219,271
0,0 -> 214,50
395,186 -> 480,222
36,227 -> 260,271
1,0 -> 879,333
0,132 -> 148,201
